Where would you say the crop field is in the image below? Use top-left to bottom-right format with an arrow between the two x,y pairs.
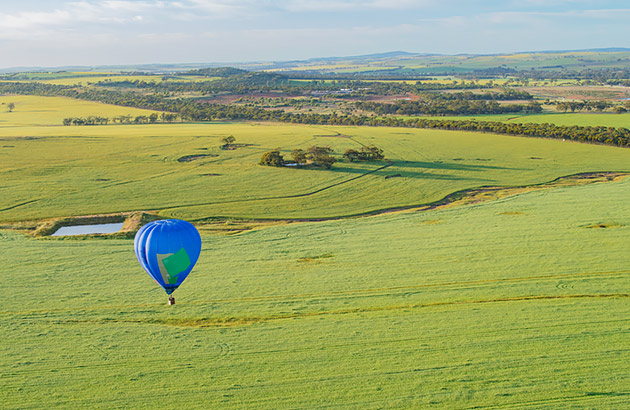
269,51 -> 630,74
2,96 -> 630,409
2,102 -> 630,223
0,72 -> 216,86
2,175 -> 629,409
0,95 -> 161,127
406,112 -> 630,128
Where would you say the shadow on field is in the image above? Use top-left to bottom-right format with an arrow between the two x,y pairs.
398,160 -> 525,172
326,159 -> 519,180
328,166 -> 484,181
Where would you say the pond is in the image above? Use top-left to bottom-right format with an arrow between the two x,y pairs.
51,222 -> 125,236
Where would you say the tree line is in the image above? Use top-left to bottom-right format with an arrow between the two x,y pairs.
2,81 -> 629,148
355,100 -> 542,116
63,113 -> 178,125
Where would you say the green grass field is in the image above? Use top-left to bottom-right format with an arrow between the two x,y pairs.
0,95 -> 161,127
2,97 -> 630,223
405,112 -> 630,128
2,96 -> 630,409
2,176 -> 629,409
2,119 -> 630,223
0,72 -> 217,86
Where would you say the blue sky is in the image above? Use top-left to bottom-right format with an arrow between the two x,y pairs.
1,0 -> 629,68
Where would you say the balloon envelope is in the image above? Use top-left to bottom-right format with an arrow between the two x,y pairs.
134,219 -> 201,295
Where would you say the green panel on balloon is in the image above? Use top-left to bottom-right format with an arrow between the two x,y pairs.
162,248 -> 191,277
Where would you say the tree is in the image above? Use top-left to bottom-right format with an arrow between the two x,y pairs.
306,145 -> 336,169
7,102 -> 15,112
359,145 -> 384,161
343,148 -> 360,162
344,146 -> 384,162
259,149 -> 285,167
221,135 -> 236,149
524,102 -> 543,114
290,148 -> 307,164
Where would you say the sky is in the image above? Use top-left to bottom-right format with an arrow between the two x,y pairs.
0,0 -> 629,68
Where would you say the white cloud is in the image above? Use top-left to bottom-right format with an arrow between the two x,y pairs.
0,1 -> 159,39
484,8 -> 630,24
283,0 -> 434,12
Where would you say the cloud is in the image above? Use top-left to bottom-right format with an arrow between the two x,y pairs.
0,1 -> 160,39
282,0 -> 434,12
484,8 -> 630,24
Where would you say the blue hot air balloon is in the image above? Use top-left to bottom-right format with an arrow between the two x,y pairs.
134,219 -> 201,304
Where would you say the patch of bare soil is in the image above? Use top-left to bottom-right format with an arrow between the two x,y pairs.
524,85 -> 630,101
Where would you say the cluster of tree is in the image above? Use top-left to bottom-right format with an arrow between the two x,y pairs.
97,72 -> 292,95
554,100 -> 614,113
436,89 -> 532,101
355,100 -> 542,116
62,112 -> 178,126
459,67 -> 518,79
287,71 -> 435,81
63,116 -> 110,125
342,145 -> 384,162
260,146 -> 337,169
180,67 -> 249,77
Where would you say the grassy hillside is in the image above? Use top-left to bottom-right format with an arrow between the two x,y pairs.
266,50 -> 630,74
2,113 -> 630,222
2,176 -> 629,409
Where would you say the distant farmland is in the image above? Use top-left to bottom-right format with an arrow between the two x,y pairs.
2,59 -> 630,410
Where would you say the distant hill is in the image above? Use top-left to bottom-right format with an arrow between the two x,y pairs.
2,48 -> 630,75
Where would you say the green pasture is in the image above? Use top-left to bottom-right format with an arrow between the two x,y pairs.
43,75 -> 162,86
2,111 -> 630,222
407,112 -> 630,128
0,73 -> 214,86
2,176 -> 629,409
0,95 -> 162,127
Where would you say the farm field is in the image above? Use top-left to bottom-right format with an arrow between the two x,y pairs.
406,112 -> 630,128
3,106 -> 630,222
266,50 -> 630,74
2,175 -> 629,409
2,60 -> 630,410
0,95 -> 162,127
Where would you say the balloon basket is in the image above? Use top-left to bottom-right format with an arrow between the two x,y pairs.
168,296 -> 175,305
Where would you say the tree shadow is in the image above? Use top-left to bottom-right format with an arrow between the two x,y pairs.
324,159 -> 528,181
325,165 -> 476,181
397,160 -> 526,172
